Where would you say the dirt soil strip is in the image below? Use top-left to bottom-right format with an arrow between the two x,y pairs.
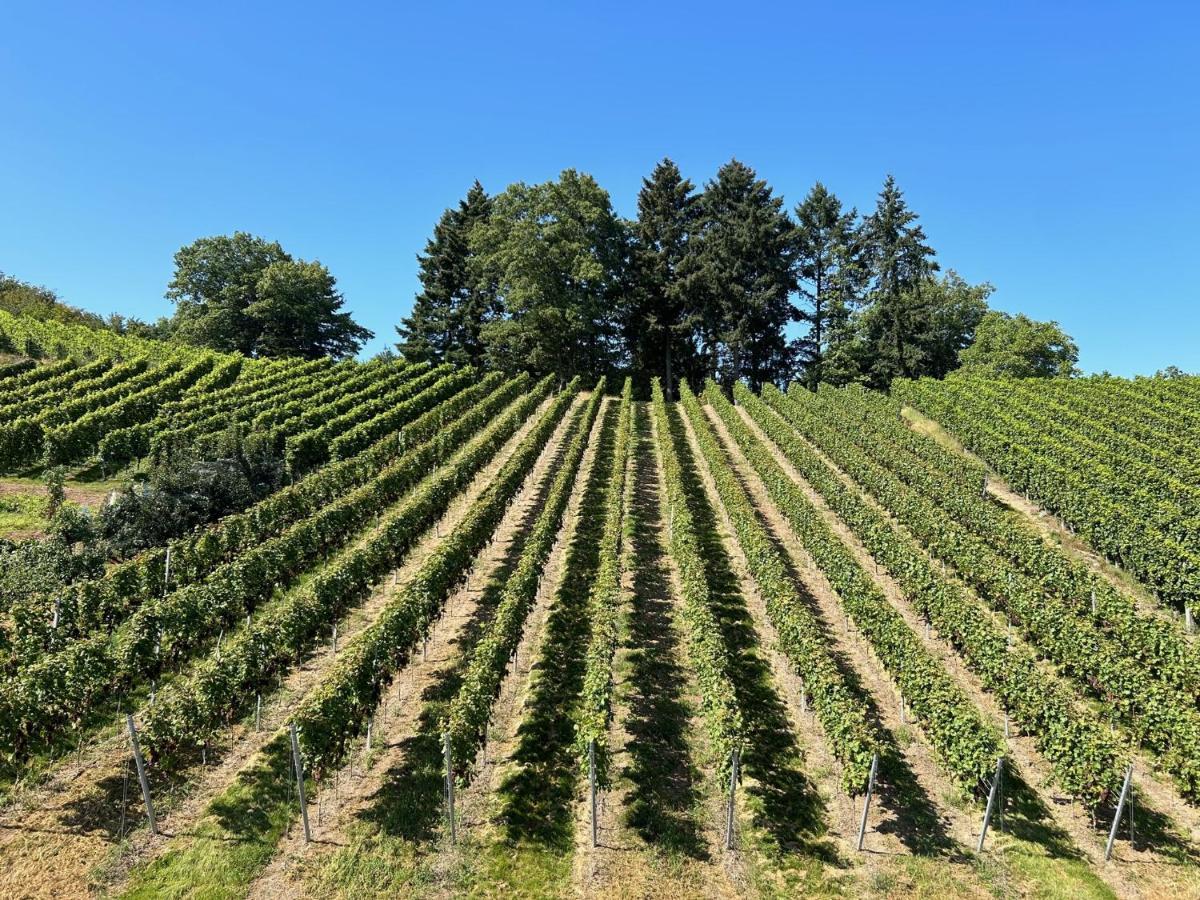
732,404 -> 1199,899
574,402 -> 744,900
686,408 -> 1009,878
246,394 -> 598,898
0,394 -> 559,900
902,406 -> 1183,635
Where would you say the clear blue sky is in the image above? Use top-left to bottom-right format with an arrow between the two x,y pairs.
2,1 -> 1197,375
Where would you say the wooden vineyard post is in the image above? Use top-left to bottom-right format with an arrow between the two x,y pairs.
589,739 -> 598,848
724,748 -> 741,851
126,715 -> 157,836
443,731 -> 456,844
289,724 -> 312,843
1105,764 -> 1134,862
163,546 -> 172,595
1186,605 -> 1195,635
977,757 -> 1004,853
857,753 -> 879,851
255,694 -> 262,731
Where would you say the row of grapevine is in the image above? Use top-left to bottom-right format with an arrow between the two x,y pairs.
446,380 -> 610,777
894,378 -> 1200,608
102,356 -> 332,464
764,386 -> 1200,797
17,358 -> 159,426
700,382 -> 1000,793
970,379 -> 1200,540
1010,379 -> 1200,493
0,356 -> 119,417
650,380 -> 744,775
3,372 -> 525,661
186,360 -> 433,464
679,386 -> 880,795
807,385 -> 1200,700
140,382 -> 578,764
0,377 -> 551,761
0,357 -> 37,384
1038,378 -> 1200,485
283,363 -> 461,475
741,385 -> 1126,806
292,379 -> 585,775
0,308 -> 179,362
573,380 -> 633,786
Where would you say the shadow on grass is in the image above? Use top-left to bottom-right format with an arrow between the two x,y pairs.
619,405 -> 708,860
493,414 -> 617,849
356,430 -> 569,843
666,405 -> 834,862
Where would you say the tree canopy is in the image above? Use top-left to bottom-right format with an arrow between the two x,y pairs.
396,181 -> 496,367
958,310 -> 1079,378
166,232 -> 372,359
398,164 -> 1053,391
469,169 -> 629,380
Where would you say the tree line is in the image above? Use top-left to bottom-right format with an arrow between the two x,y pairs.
397,160 -> 1079,391
2,161 -> 1079,386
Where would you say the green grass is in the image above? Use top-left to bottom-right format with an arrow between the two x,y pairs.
121,732 -> 301,900
0,490 -> 46,536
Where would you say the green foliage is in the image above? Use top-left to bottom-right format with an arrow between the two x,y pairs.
958,310 -> 1079,378
397,181 -> 496,368
678,159 -> 797,389
758,384 -> 1127,805
447,380 -> 609,778
626,159 -> 700,395
679,384 -> 880,794
704,380 -> 1001,794
574,379 -> 633,785
0,272 -> 108,330
792,182 -> 866,389
166,232 -> 372,358
650,378 -> 744,774
292,379 -> 581,775
471,170 -> 629,380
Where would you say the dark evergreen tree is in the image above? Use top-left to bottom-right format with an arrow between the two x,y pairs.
396,181 -> 495,367
859,175 -> 939,387
792,183 -> 866,389
680,159 -> 797,390
627,158 -> 699,398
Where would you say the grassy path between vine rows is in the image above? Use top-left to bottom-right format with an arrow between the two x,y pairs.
109,393 -> 578,900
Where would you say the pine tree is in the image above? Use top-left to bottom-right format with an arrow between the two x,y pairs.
396,181 -> 494,366
792,182 -> 866,389
859,175 -> 938,386
680,159 -> 797,390
628,158 -> 699,397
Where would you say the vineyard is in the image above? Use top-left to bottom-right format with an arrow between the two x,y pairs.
1,311 -> 1199,899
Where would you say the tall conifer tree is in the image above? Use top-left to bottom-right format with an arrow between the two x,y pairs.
680,159 -> 797,390
628,158 -> 698,397
792,182 -> 865,389
396,181 -> 495,366
859,175 -> 938,386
